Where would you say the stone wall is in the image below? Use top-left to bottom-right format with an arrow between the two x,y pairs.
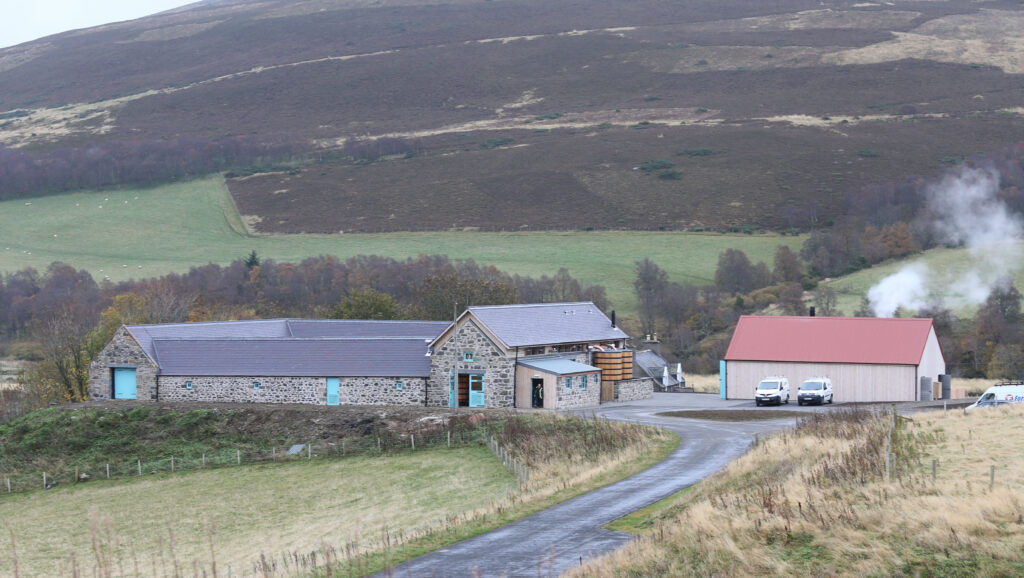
88,326 -> 159,400
614,377 -> 655,402
339,377 -> 427,406
428,319 -> 515,408
555,373 -> 601,409
160,376 -> 325,404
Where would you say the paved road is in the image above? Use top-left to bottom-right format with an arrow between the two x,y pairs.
380,394 -> 796,577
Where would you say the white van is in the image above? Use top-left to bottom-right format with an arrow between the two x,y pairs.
797,377 -> 834,406
967,382 -> 1024,410
755,376 -> 790,406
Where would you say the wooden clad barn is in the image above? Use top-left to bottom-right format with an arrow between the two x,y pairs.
722,316 -> 945,402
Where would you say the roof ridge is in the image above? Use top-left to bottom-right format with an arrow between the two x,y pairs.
151,336 -> 433,342
469,301 -> 594,310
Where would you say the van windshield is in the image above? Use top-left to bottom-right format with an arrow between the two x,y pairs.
979,392 -> 995,402
759,381 -> 780,390
801,381 -> 823,391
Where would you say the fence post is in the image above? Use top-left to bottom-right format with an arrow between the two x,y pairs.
273,447 -> 276,462
377,437 -> 381,453
308,443 -> 312,460
171,457 -> 174,472
411,435 -> 415,451
5,478 -> 9,492
342,440 -> 346,455
43,472 -> 46,489
106,464 -> 110,479
237,450 -> 241,465
932,459 -> 937,483
138,460 -> 141,476
202,454 -> 206,468
447,431 -> 451,448
990,465 -> 996,490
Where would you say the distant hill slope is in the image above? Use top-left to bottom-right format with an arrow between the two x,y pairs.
2,0 -> 1023,232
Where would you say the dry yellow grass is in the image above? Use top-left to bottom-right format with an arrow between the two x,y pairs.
686,374 -> 721,394
571,405 -> 1024,576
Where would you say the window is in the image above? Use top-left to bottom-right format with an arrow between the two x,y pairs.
581,375 -> 587,390
396,380 -> 404,391
565,376 -> 573,390
463,351 -> 474,362
185,381 -> 193,390
524,347 -> 545,356
253,381 -> 261,390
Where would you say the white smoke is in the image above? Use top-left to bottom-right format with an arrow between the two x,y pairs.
869,167 -> 1024,317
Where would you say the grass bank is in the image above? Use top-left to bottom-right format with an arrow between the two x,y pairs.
0,177 -> 801,315
573,405 -> 1024,576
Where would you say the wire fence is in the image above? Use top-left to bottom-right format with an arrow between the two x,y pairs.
0,423 -> 516,495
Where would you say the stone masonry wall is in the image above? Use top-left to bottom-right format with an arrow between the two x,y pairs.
615,377 -> 655,402
160,376 -> 325,404
339,377 -> 427,406
428,320 -> 514,408
555,373 -> 601,409
88,326 -> 159,400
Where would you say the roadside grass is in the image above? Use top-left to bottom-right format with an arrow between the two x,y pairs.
569,406 -> 1024,577
658,410 -> 807,421
326,416 -> 679,576
0,177 -> 801,316
0,413 -> 676,577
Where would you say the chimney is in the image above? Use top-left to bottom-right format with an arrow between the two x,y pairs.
611,310 -> 616,328
809,306 -> 816,317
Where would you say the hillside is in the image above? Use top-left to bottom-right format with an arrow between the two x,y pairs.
2,0 -> 1024,232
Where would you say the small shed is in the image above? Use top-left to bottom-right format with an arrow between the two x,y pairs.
514,358 -> 601,409
722,316 -> 945,402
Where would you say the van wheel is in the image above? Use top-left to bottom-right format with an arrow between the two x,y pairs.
755,400 -> 761,407
828,394 -> 833,404
797,400 -> 804,406
784,395 -> 789,405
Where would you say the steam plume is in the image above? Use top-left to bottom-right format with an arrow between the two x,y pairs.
868,167 -> 1023,317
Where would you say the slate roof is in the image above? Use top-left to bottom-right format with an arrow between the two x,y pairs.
151,338 -> 432,377
287,320 -> 449,339
126,319 -> 448,363
724,316 -> 938,365
127,320 -> 291,362
634,349 -> 679,386
463,302 -> 628,348
516,358 -> 601,376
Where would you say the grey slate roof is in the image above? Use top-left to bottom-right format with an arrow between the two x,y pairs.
151,338 -> 431,377
516,358 -> 601,376
287,320 -> 449,339
127,320 -> 291,362
634,349 -> 679,386
465,302 -> 628,347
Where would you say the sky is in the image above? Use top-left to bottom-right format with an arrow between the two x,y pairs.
1,1 -> 198,49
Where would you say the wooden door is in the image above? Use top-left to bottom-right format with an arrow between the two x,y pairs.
113,368 -> 137,399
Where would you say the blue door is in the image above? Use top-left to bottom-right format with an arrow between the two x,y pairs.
448,373 -> 456,408
113,368 -> 137,399
719,360 -> 727,399
326,377 -> 340,406
468,374 -> 485,407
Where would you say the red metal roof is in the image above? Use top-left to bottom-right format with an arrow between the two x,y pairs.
725,316 -> 937,365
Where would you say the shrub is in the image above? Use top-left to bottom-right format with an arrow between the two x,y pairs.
658,170 -> 683,180
534,113 -> 562,120
639,160 -> 675,172
677,148 -> 716,157
630,121 -> 652,129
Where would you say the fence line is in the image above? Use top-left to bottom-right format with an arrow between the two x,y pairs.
0,425 -> 499,495
487,435 -> 530,485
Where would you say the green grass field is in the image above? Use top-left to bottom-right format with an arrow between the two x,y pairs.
0,177 -> 803,314
0,447 -> 512,576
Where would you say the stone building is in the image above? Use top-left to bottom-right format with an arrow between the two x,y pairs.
88,302 -> 654,408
